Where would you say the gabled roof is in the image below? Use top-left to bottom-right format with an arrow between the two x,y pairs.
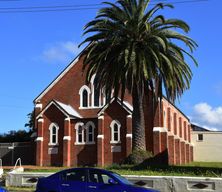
36,100 -> 82,119
191,124 -> 210,132
97,98 -> 133,116
34,44 -> 90,103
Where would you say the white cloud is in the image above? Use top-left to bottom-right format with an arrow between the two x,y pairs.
42,41 -> 81,64
191,102 -> 222,131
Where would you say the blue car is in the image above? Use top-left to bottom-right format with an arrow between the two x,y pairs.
36,167 -> 159,192
0,187 -> 7,192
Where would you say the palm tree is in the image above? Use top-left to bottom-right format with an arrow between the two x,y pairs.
79,0 -> 197,151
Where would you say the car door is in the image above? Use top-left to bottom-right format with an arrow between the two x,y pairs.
87,169 -> 124,192
60,168 -> 87,192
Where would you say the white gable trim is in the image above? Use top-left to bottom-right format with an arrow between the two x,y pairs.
97,97 -> 133,116
34,56 -> 79,103
36,101 -> 68,119
36,100 -> 82,119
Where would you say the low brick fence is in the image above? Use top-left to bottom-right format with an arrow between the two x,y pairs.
5,172 -> 222,192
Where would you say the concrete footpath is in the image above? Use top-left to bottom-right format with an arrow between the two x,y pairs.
5,171 -> 222,192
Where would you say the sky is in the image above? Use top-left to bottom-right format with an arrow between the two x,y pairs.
0,0 -> 221,133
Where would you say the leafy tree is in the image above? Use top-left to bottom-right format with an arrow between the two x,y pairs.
80,0 -> 197,151
25,110 -> 35,131
0,130 -> 31,142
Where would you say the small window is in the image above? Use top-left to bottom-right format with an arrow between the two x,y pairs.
49,123 -> 59,145
110,120 -> 121,144
75,122 -> 85,144
89,170 -> 115,184
88,126 -> 93,142
78,126 -> 84,143
79,85 -> 91,108
62,169 -> 86,182
75,122 -> 95,145
82,90 -> 88,107
113,124 -> 119,141
94,87 -> 100,107
86,121 -> 95,144
91,74 -> 102,108
197,134 -> 203,141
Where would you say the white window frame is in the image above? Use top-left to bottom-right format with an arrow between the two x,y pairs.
110,120 -> 121,144
197,134 -> 203,142
91,75 -> 102,108
79,85 -> 91,109
48,123 -> 59,146
85,121 -> 95,144
75,122 -> 85,145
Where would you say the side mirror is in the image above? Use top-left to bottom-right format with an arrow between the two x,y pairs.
108,178 -> 117,185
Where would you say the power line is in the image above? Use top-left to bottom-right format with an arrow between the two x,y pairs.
0,4 -> 102,10
167,0 -> 208,4
0,7 -> 99,13
0,0 -> 209,13
0,0 -> 22,1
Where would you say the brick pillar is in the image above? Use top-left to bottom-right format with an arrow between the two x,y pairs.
168,135 -> 175,165
97,115 -> 105,166
179,117 -> 182,138
153,129 -> 161,155
126,115 -> 132,157
181,141 -> 186,164
186,143 -> 190,164
188,124 -> 191,143
63,118 -> 71,167
36,118 -> 44,166
184,122 -> 187,141
174,113 -> 177,135
153,127 -> 168,164
175,137 -> 181,165
34,102 -> 42,129
190,145 -> 194,162
167,107 -> 171,131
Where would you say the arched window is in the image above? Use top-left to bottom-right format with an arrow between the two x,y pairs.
49,123 -> 59,145
85,121 -> 95,144
82,89 -> 88,107
75,122 -> 85,144
91,75 -> 101,108
110,120 -> 121,143
79,85 -> 91,108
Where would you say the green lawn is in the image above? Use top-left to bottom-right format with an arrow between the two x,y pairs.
185,162 -> 222,168
8,162 -> 221,177
5,187 -> 35,192
106,162 -> 222,177
3,162 -> 222,191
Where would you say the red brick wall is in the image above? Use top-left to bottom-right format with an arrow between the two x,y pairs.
180,141 -> 186,164
143,93 -> 154,152
103,102 -> 128,165
35,57 -> 194,167
42,105 -> 65,166
175,139 -> 181,165
70,119 -> 98,167
168,135 -> 175,165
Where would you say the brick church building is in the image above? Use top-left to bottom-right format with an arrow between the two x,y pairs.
34,52 -> 193,167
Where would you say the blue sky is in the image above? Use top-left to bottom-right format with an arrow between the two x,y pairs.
0,0 -> 221,133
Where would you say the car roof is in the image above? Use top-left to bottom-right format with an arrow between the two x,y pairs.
59,167 -> 113,174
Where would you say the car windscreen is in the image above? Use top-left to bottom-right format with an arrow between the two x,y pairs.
111,173 -> 133,185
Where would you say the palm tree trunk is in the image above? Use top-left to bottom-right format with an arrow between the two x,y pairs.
132,85 -> 146,151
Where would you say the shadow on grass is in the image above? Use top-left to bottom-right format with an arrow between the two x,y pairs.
107,151 -> 222,177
